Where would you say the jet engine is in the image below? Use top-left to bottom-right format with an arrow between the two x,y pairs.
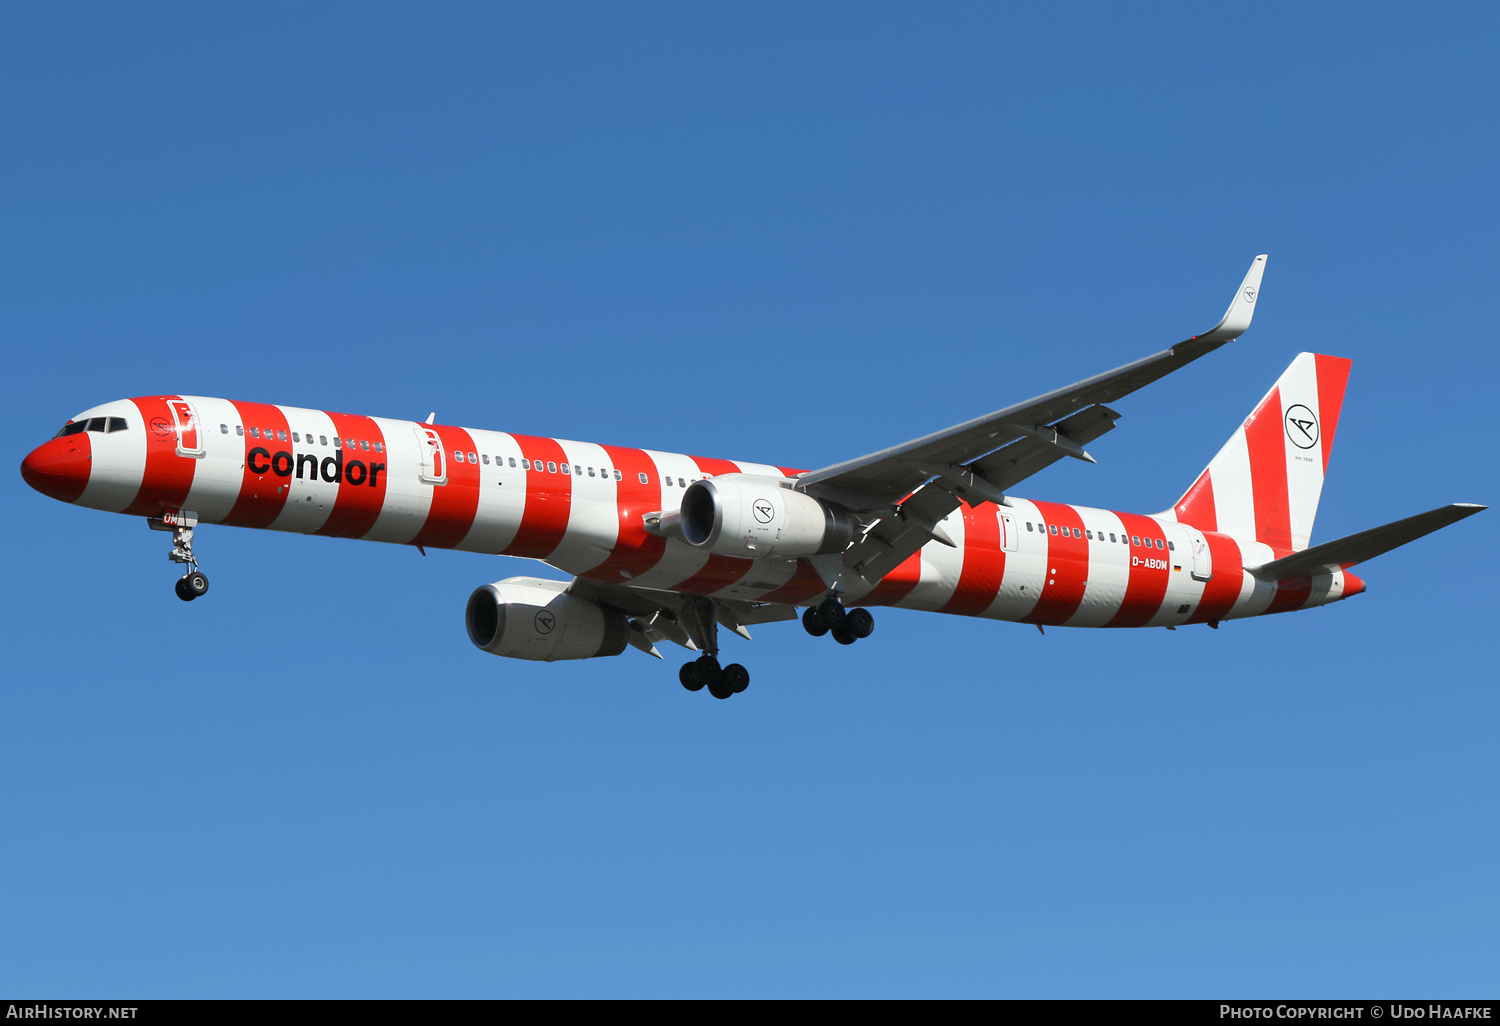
680,474 -> 853,560
465,577 -> 628,662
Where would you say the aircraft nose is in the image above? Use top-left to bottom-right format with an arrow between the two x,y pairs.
20,435 -> 91,503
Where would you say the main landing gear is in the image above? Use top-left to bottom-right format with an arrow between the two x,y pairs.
679,656 -> 750,700
802,597 -> 874,646
675,596 -> 751,700
149,511 -> 210,602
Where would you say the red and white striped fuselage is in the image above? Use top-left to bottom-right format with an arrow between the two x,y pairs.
31,393 -> 1361,628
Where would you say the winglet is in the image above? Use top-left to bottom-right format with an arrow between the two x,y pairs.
1194,254 -> 1267,346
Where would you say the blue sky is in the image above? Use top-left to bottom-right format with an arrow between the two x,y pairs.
2,3 -> 1496,998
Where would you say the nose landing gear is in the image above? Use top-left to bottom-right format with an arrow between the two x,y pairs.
149,511 -> 210,602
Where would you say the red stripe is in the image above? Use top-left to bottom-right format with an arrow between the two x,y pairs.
1174,468 -> 1217,533
940,502 -> 1005,617
1023,501 -> 1089,626
220,401 -> 293,528
1183,531 -> 1243,624
1265,575 -> 1313,615
410,424 -> 483,549
580,446 -> 666,582
1244,386 -> 1293,555
860,552 -> 923,607
504,435 -> 573,558
122,396 -> 198,516
315,412 -> 389,539
1105,513 -> 1172,627
1314,354 -> 1352,475
758,559 -> 828,605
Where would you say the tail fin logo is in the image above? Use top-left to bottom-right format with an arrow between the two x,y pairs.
1285,405 -> 1319,449
1243,285 -> 1257,303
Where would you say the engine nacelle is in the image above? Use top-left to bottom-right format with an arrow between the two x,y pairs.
680,474 -> 853,559
465,577 -> 628,662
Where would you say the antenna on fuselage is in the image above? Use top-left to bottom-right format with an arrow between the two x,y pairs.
425,413 -> 435,424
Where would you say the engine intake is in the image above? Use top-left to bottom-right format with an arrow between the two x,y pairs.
465,577 -> 628,662
680,474 -> 853,559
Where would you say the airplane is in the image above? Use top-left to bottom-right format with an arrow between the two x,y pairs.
20,256 -> 1485,699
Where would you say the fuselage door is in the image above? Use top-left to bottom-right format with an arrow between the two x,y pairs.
167,399 -> 206,458
999,511 -> 1019,553
1182,524 -> 1213,581
415,426 -> 447,485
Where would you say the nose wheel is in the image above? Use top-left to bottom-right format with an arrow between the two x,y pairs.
149,511 -> 211,602
174,571 -> 210,602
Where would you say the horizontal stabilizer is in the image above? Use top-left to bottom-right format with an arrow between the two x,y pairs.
1248,503 -> 1486,581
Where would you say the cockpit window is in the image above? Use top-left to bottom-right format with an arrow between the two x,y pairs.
108,418 -> 127,432
55,421 -> 88,437
87,417 -> 107,432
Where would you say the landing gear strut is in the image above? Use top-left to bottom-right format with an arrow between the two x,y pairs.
149,511 -> 210,602
803,598 -> 874,645
676,598 -> 751,700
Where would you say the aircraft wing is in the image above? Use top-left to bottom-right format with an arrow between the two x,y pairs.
567,576 -> 798,659
798,255 -> 1268,514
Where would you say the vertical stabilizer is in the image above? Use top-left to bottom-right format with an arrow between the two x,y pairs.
1171,353 -> 1351,554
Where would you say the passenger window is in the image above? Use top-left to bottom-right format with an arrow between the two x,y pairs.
521,459 -> 530,470
1085,529 -> 1093,540
319,435 -> 327,446
587,467 -> 595,477
346,438 -> 355,448
335,438 -> 343,449
1072,527 -> 1081,538
547,462 -> 557,473
561,463 -> 571,475
1048,524 -> 1057,535
1110,533 -> 1117,543
1155,539 -> 1164,549
1131,536 -> 1140,545
236,426 -> 245,437
249,427 -> 259,438
509,458 -> 517,468
482,454 -> 490,465
1167,541 -> 1175,551
375,442 -> 384,453
678,477 -> 685,487
220,423 -> 229,434
361,440 -> 370,451
467,452 -> 477,464
276,430 -> 287,442
664,476 -> 672,487
451,449 -> 461,460
614,470 -> 622,481
1026,522 -> 1033,532
639,472 -> 648,484
574,465 -> 581,476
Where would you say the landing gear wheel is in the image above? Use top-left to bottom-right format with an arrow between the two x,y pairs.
816,598 -> 846,630
184,571 -> 209,598
722,663 -> 750,694
802,607 -> 829,637
845,607 -> 874,639
831,626 -> 857,645
174,577 -> 194,602
679,662 -> 706,692
707,679 -> 735,700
